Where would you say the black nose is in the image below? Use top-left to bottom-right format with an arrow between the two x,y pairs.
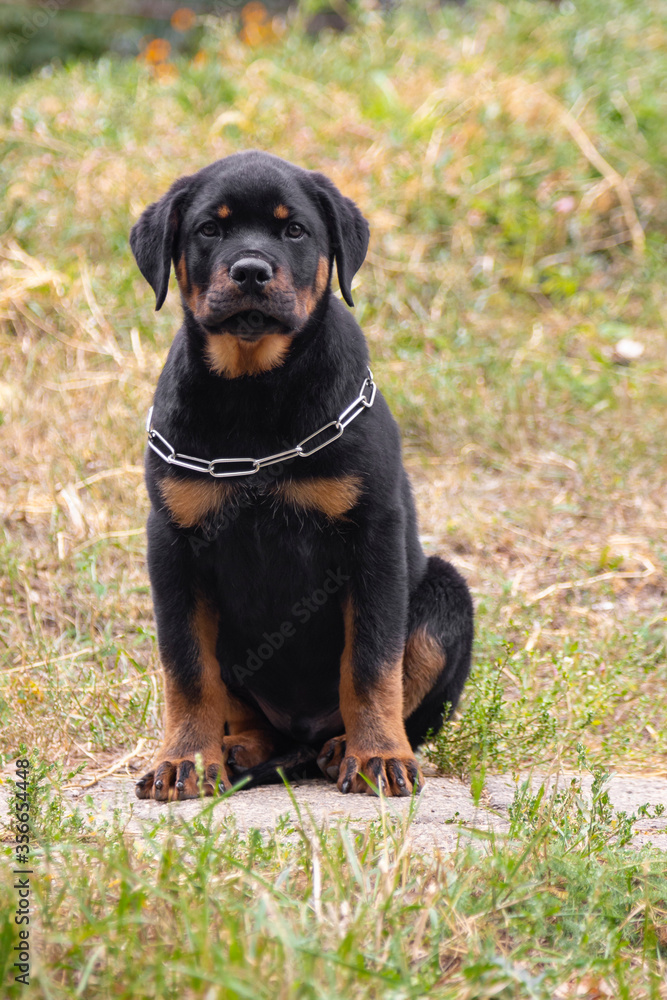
229,257 -> 273,291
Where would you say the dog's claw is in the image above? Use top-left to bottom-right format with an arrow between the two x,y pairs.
340,757 -> 357,794
334,751 -> 423,797
135,755 -> 228,800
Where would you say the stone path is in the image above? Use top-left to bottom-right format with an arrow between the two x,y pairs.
53,771 -> 667,852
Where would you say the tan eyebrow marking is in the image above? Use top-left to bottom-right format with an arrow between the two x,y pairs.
217,205 -> 231,218
273,204 -> 289,220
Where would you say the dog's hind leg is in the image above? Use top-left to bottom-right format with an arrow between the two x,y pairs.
402,555 -> 473,750
221,688 -> 284,777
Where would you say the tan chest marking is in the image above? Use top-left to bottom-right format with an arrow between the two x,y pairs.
158,477 -> 233,528
204,332 -> 292,379
276,475 -> 363,519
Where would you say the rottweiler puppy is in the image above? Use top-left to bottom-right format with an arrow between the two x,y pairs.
130,151 -> 473,800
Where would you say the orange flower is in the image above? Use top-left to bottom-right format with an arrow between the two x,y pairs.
239,1 -> 281,46
171,8 -> 196,32
192,50 -> 209,68
142,38 -> 171,64
241,1 -> 268,25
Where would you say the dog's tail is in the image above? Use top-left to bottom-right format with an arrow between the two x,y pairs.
233,745 -> 321,789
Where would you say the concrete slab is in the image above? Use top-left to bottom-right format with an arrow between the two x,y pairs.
66,771 -> 667,852
2,771 -> 665,852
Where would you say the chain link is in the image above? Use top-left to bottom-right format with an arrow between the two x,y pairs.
146,368 -> 376,479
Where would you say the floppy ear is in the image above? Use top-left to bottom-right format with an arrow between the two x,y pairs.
129,176 -> 192,311
311,173 -> 370,307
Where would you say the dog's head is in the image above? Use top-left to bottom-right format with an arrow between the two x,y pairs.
130,152 -> 369,376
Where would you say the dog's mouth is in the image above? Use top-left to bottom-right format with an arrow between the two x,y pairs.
206,309 -> 291,339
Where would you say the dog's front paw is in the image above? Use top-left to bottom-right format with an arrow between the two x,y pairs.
135,752 -> 230,801
334,749 -> 423,797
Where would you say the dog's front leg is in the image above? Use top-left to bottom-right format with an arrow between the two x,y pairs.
135,513 -> 231,801
320,512 -> 423,797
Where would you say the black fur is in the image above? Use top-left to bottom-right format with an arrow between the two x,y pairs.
130,151 -> 473,800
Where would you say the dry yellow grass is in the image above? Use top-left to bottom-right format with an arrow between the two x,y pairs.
0,2 -> 665,783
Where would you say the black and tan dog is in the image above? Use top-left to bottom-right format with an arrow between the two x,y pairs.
130,151 -> 473,800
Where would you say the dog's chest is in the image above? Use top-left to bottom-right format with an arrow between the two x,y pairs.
158,473 -> 362,535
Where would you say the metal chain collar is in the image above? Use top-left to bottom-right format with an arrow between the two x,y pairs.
145,367 -> 377,479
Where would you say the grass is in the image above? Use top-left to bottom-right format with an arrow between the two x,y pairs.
1,749 -> 666,998
0,0 -> 666,995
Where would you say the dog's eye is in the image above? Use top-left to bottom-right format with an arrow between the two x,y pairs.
285,222 -> 305,239
199,221 -> 219,238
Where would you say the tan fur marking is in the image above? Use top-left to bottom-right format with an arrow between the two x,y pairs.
277,475 -> 362,519
295,255 -> 330,321
221,684 -> 279,770
315,254 -> 329,296
274,204 -> 289,219
204,332 -> 292,378
206,263 -> 233,297
158,477 -> 233,529
223,688 -> 269,736
189,284 -> 202,310
295,287 -> 313,320
176,255 -> 202,312
159,598 -> 226,759
222,731 -> 276,770
339,599 -> 412,758
217,204 -> 231,218
176,253 -> 190,293
403,627 -> 446,718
